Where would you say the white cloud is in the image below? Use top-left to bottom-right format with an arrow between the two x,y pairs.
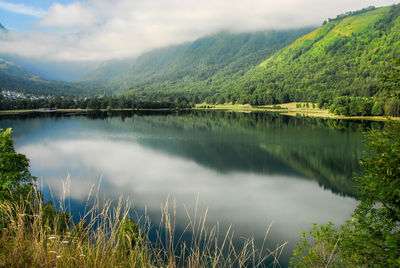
0,1 -> 46,17
19,136 -> 358,259
38,2 -> 96,28
0,0 -> 398,62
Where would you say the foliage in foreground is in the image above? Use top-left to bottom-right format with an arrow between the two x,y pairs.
0,192 -> 286,267
290,121 -> 400,267
0,193 -> 150,267
0,128 -> 36,202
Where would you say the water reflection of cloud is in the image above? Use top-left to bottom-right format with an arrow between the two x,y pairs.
20,137 -> 358,263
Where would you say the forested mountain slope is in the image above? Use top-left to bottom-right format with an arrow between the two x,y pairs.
79,5 -> 400,108
215,5 -> 400,105
79,29 -> 314,100
4,4 -> 399,106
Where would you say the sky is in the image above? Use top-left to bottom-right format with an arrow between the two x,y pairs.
0,0 -> 399,64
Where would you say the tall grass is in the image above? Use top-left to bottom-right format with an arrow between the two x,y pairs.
0,181 -> 286,267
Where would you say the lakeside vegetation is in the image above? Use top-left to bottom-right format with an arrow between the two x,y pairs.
194,102 -> 400,121
290,121 -> 400,267
0,94 -> 193,112
1,98 -> 399,122
0,105 -> 363,127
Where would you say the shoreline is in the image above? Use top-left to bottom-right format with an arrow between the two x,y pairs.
0,108 -> 185,116
1,105 -> 399,122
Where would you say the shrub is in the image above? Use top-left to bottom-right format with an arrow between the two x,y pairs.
291,122 -> 400,267
371,101 -> 385,116
0,128 -> 36,202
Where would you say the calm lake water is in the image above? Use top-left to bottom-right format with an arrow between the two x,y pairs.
0,110 -> 380,266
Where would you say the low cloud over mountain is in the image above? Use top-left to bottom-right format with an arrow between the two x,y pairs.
0,0 -> 397,64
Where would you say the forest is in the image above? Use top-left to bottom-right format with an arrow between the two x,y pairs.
0,94 -> 193,111
207,5 -> 400,108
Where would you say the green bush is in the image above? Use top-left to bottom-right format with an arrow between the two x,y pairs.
291,122 -> 400,267
330,96 -> 375,116
371,101 -> 385,116
0,128 -> 36,202
291,223 -> 343,267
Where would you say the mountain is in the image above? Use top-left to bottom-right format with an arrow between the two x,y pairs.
80,4 -> 400,105
0,23 -> 6,32
79,28 -> 315,99
0,58 -> 91,96
3,4 -> 398,103
78,58 -> 133,83
0,23 -> 93,81
212,4 -> 400,105
0,56 -> 98,82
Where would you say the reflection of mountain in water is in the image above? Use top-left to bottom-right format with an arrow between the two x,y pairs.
0,111 -> 381,197
0,111 -> 365,268
85,111 -> 374,197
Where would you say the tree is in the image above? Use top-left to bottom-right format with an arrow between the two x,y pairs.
292,57 -> 400,266
0,128 -> 36,201
380,59 -> 400,99
291,121 -> 400,267
336,121 -> 400,267
371,100 -> 385,116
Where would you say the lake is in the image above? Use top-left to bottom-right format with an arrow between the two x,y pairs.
0,110 -> 378,266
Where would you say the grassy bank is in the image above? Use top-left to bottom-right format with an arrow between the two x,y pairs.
195,102 -> 400,121
0,109 -> 87,116
0,188 -> 284,267
0,109 -> 43,115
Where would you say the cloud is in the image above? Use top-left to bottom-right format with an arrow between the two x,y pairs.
0,1 -> 46,17
0,0 -> 398,62
38,2 -> 96,28
19,136 -> 358,259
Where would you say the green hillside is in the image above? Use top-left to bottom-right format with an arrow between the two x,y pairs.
79,4 -> 400,111
213,5 -> 400,105
79,29 -> 314,100
78,58 -> 134,83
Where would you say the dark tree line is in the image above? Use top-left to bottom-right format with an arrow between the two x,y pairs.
329,96 -> 399,117
325,6 -> 376,23
0,94 -> 194,111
